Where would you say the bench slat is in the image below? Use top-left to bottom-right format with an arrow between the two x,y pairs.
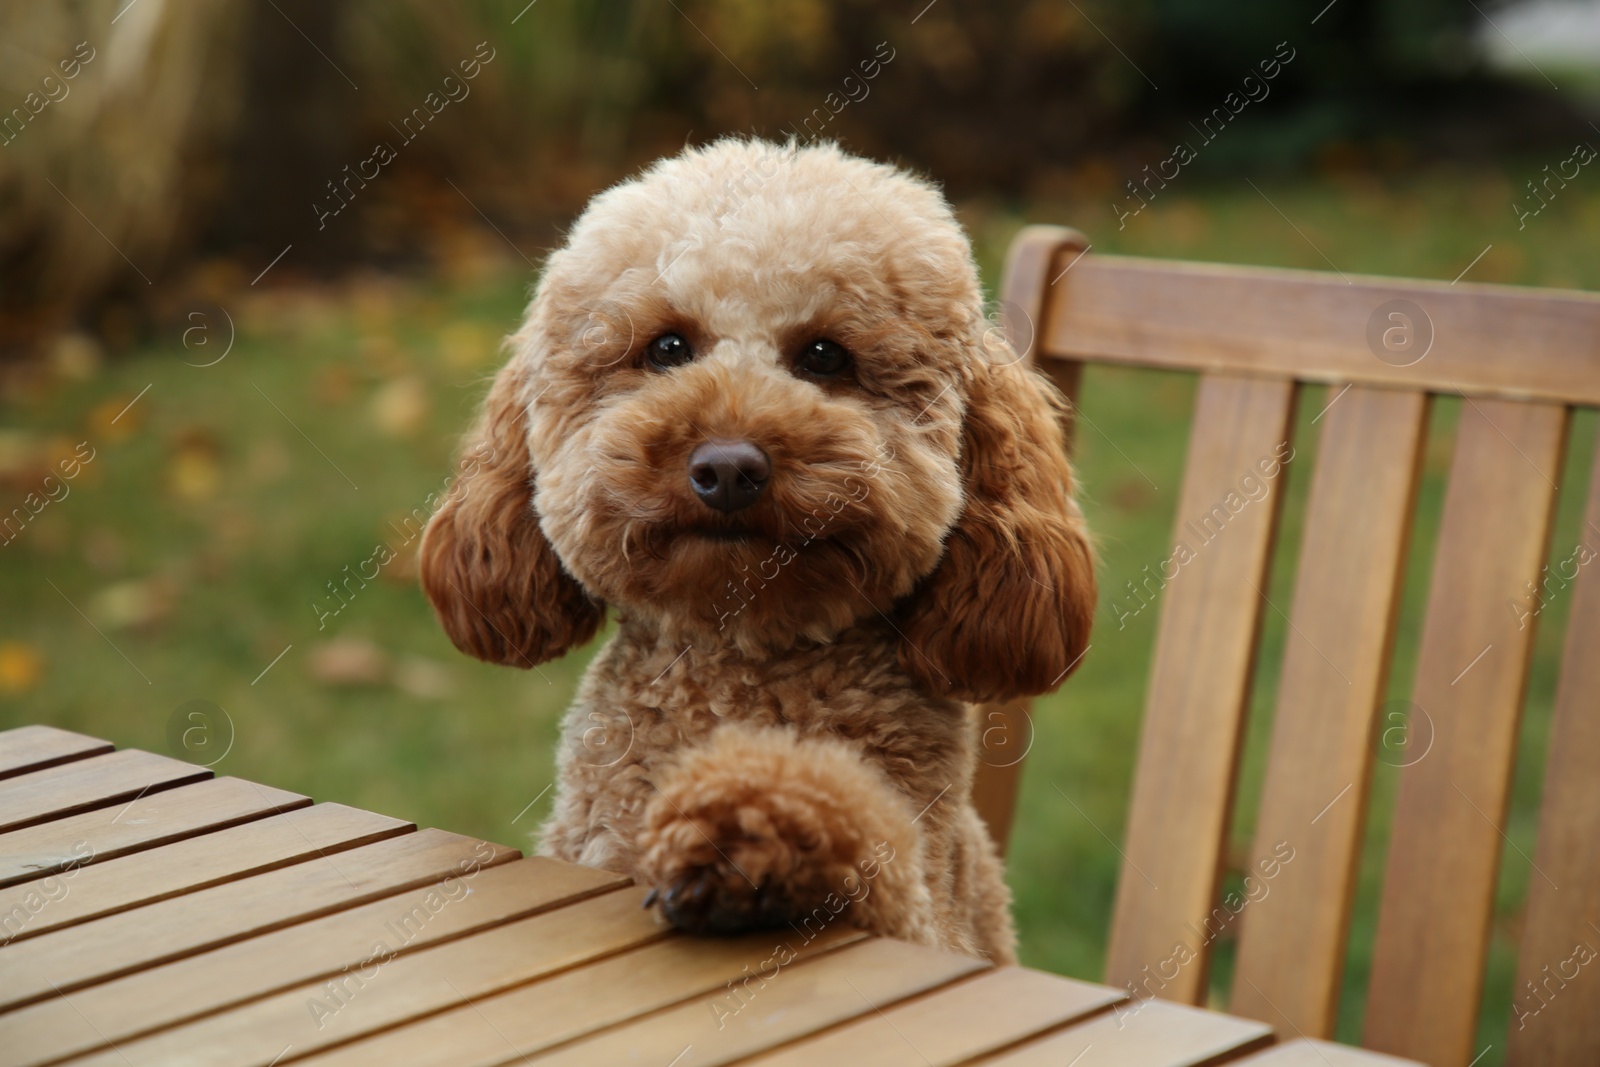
0,726 -> 112,780
0,803 -> 407,943
1365,398 -> 1568,1064
1507,433 -> 1600,1066
0,777 -> 309,888
523,937 -> 988,1067
0,857 -> 624,1067
55,887 -> 673,1067
1107,373 -> 1298,1003
0,749 -> 211,834
0,828 -> 519,1011
1230,387 -> 1431,1034
293,919 -> 864,1067
741,966 -> 1122,1067
1041,255 -> 1600,406
968,997 -> 1273,1066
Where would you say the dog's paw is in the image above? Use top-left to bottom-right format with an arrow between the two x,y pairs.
635,724 -> 927,940
643,863 -> 801,934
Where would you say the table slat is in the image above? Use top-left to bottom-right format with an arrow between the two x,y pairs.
0,803 -> 407,943
0,857 -> 623,1067
741,966 -> 1123,1067
0,777 -> 310,888
970,998 -> 1273,1066
54,886 -> 671,1067
0,727 -> 112,780
529,937 -> 989,1067
295,919 -> 865,1067
0,750 -> 211,834
1234,1040 -> 1423,1066
0,829 -> 519,1011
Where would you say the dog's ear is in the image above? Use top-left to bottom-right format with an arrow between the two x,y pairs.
419,357 -> 603,667
896,349 -> 1097,704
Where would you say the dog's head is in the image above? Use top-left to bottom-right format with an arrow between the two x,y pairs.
420,140 -> 1095,703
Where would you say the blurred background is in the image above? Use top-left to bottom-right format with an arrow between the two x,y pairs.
2,1 -> 1598,1059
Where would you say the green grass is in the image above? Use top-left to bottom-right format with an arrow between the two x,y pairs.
3,161 -> 1596,1062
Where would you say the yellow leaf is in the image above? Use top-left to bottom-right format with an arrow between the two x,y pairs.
0,642 -> 43,694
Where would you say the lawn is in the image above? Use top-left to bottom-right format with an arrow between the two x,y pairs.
3,161 -> 1595,1062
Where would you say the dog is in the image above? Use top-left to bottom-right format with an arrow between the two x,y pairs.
419,138 -> 1095,963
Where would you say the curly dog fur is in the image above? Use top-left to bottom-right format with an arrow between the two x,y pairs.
420,139 -> 1095,963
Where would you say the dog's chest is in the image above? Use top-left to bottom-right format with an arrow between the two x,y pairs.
586,628 -> 925,743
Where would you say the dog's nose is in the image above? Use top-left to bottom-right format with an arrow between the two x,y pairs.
688,439 -> 771,513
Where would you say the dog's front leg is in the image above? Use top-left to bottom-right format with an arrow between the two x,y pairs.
635,722 -> 938,946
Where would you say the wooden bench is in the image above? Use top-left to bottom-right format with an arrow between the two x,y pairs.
973,227 -> 1600,1067
0,723 -> 1408,1066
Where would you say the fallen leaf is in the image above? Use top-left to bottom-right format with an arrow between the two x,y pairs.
89,578 -> 173,630
308,637 -> 390,686
89,393 -> 144,442
395,656 -> 454,699
0,642 -> 42,694
438,322 -> 499,370
169,429 -> 222,500
49,333 -> 103,382
369,376 -> 429,438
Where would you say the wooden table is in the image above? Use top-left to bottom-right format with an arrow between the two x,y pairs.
0,726 -> 1416,1067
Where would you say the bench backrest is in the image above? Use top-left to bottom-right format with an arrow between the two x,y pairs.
980,226 -> 1600,1066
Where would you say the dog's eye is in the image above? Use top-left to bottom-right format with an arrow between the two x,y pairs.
796,339 -> 851,378
647,333 -> 694,370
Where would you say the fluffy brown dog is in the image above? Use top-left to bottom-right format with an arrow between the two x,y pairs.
420,139 -> 1095,963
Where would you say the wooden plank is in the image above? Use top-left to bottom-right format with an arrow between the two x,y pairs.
525,937 -> 988,1067
293,917 -> 866,1067
1234,1040 -> 1423,1066
1230,388 -> 1430,1035
1106,374 -> 1298,1003
54,886 -> 674,1067
969,700 -> 1033,860
0,727 -> 112,780
0,803 -> 408,943
741,966 -> 1123,1067
1507,433 -> 1600,1066
0,777 -> 309,888
0,828 -> 518,1011
968,998 -> 1273,1066
1042,255 -> 1600,406
0,857 -> 624,1067
0,749 -> 211,834
973,225 -> 1091,857
1364,399 -> 1569,1065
